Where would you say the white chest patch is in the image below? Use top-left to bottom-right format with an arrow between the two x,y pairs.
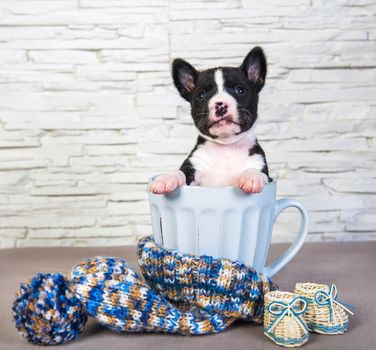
190,131 -> 265,187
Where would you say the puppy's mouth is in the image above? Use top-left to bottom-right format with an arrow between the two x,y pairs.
209,116 -> 240,128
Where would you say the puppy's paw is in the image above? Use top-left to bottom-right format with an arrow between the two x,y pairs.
148,171 -> 186,194
238,170 -> 267,193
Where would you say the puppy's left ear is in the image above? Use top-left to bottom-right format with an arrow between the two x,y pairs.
172,58 -> 198,101
240,47 -> 267,93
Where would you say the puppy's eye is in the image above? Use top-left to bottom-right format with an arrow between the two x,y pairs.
195,90 -> 206,101
234,85 -> 246,96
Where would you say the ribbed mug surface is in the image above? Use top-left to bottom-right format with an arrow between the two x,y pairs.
149,181 -> 278,272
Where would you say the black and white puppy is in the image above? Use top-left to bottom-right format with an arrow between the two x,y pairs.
149,46 -> 270,194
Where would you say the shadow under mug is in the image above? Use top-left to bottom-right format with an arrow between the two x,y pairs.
148,179 -> 309,278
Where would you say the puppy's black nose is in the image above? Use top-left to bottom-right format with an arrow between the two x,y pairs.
215,102 -> 228,117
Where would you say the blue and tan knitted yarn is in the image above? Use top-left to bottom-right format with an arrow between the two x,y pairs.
138,236 -> 272,322
13,273 -> 87,345
13,236 -> 276,345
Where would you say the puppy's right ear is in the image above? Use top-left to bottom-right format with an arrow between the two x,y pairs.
172,59 -> 198,101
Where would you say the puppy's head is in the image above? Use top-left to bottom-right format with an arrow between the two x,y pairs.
172,47 -> 267,142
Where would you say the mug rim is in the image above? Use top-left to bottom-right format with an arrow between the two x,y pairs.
149,175 -> 276,191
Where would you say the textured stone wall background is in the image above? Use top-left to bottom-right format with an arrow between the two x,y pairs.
0,0 -> 375,248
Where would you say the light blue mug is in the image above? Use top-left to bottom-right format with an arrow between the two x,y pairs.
148,179 -> 309,278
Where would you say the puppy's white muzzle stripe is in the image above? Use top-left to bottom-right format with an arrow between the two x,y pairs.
206,69 -> 241,139
214,69 -> 224,94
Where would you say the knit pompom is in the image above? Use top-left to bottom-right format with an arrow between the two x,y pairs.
12,273 -> 87,345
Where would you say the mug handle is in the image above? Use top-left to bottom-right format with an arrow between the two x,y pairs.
264,198 -> 309,278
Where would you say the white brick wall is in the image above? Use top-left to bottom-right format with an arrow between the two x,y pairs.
0,0 -> 375,248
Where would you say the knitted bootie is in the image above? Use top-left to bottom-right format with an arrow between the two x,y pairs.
294,283 -> 354,335
264,291 -> 309,347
